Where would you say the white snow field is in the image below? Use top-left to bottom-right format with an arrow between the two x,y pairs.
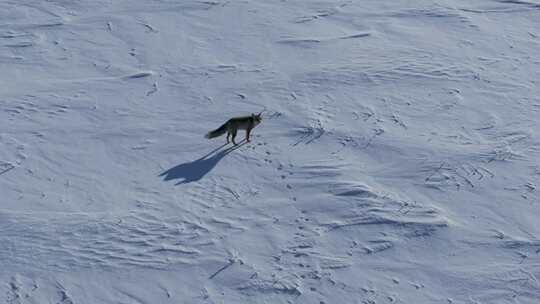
1,0 -> 540,303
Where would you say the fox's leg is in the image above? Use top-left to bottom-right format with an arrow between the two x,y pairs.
246,128 -> 252,142
231,130 -> 238,145
226,131 -> 230,144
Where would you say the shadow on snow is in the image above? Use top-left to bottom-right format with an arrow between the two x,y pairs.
160,140 -> 246,185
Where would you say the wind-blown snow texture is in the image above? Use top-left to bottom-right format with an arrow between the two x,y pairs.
1,0 -> 540,303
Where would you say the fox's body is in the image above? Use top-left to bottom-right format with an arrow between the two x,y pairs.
205,113 -> 262,145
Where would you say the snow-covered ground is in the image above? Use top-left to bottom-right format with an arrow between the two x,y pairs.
2,0 -> 540,303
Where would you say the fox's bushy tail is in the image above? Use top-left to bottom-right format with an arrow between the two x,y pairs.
205,123 -> 227,139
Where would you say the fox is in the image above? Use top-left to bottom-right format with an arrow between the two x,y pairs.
205,113 -> 262,145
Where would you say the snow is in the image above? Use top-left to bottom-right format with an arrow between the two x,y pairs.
1,0 -> 540,303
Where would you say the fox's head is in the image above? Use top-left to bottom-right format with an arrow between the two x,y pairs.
252,113 -> 262,125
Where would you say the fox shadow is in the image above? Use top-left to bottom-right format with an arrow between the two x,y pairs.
160,141 -> 246,185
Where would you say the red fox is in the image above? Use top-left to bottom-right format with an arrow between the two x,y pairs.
205,113 -> 262,145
